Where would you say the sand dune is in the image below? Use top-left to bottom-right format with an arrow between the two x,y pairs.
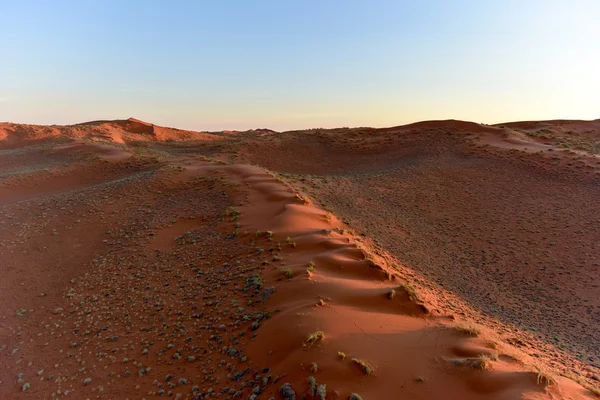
0,118 -> 223,149
0,118 -> 598,399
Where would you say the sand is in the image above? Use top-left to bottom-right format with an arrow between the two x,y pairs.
0,118 -> 598,399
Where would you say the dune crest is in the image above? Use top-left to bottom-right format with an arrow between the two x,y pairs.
176,160 -> 593,399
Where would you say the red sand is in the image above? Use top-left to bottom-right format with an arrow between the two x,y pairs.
0,118 -> 598,399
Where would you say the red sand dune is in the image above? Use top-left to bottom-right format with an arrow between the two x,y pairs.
0,118 -> 224,149
0,118 -> 598,399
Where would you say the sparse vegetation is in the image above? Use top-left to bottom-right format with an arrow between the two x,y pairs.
536,369 -> 556,386
348,394 -> 363,400
305,330 -> 325,347
311,362 -> 318,373
248,274 -> 263,290
556,136 -> 600,154
524,129 -> 554,140
307,376 -> 317,396
351,358 -> 374,375
307,261 -> 316,272
471,354 -> 493,370
387,289 -> 396,299
317,383 -> 327,399
297,194 -> 311,204
225,206 -> 240,221
338,351 -> 346,360
286,236 -> 297,247
401,283 -> 421,302
283,268 -> 293,278
453,323 -> 481,337
365,258 -> 378,268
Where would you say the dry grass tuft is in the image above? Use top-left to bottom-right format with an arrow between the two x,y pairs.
351,358 -> 374,375
453,323 -> 481,337
471,354 -> 494,370
296,194 -> 311,204
400,283 -> 422,302
307,376 -> 317,396
305,330 -> 325,347
536,369 -> 556,386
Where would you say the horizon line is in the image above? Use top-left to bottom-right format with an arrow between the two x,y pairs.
2,115 -> 599,133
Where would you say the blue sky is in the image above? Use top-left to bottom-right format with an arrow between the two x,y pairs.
1,0 -> 599,131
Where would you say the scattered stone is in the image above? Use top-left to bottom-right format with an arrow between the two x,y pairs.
279,383 -> 296,400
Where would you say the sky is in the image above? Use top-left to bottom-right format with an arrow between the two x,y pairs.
1,0 -> 599,131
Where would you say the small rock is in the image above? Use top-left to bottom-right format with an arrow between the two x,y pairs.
279,383 -> 296,400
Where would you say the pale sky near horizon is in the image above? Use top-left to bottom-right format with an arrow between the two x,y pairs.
1,0 -> 599,131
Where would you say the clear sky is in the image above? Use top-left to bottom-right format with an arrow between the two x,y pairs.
1,0 -> 599,131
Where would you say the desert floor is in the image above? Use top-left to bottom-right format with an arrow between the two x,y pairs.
0,118 -> 599,399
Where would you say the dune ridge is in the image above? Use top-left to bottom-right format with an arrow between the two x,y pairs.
183,161 -> 593,399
